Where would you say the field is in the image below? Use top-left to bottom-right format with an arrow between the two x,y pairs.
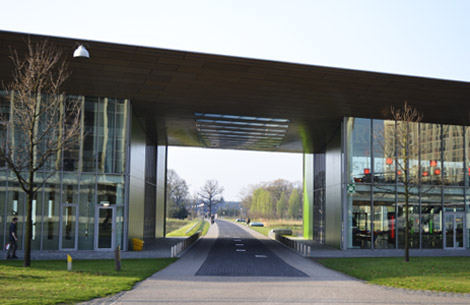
0,258 -> 176,304
316,257 -> 470,293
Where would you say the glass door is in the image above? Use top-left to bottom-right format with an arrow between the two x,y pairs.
445,213 -> 465,249
95,206 -> 115,250
59,204 -> 78,250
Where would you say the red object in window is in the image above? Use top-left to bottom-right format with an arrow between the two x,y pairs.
468,167 -> 470,176
430,160 -> 437,167
390,216 -> 395,239
397,170 -> 402,175
364,168 -> 370,175
386,157 -> 393,165
434,169 -> 441,175
422,171 -> 429,177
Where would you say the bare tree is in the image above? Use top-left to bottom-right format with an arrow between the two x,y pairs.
199,179 -> 224,218
0,39 -> 81,267
391,101 -> 422,262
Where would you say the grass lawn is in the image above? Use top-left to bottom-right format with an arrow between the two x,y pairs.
316,257 -> 470,293
242,219 -> 303,237
0,258 -> 176,305
166,218 -> 196,235
167,219 -> 209,237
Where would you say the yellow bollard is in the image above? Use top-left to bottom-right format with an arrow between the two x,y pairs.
67,254 -> 72,271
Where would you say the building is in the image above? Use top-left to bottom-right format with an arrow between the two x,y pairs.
0,30 -> 469,252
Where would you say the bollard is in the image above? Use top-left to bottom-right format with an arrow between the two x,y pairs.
67,254 -> 72,271
307,246 -> 311,257
115,245 -> 121,271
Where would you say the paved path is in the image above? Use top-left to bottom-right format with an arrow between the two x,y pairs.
86,220 -> 469,305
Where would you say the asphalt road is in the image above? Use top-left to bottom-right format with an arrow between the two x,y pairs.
196,220 -> 307,277
85,219 -> 470,305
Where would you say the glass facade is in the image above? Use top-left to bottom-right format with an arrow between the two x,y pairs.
0,93 -> 129,250
346,117 -> 469,249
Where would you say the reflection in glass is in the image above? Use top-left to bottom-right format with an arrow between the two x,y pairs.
78,175 -> 95,250
421,188 -> 442,248
442,125 -> 464,186
445,214 -> 454,248
43,182 -> 60,250
98,208 -> 113,249
397,189 -> 419,249
61,205 -> 76,249
373,120 -> 396,183
455,214 -> 464,248
7,184 -> 24,250
373,186 -> 396,248
0,182 -> 5,248
347,118 -> 371,183
348,185 -> 371,249
420,123 -> 441,185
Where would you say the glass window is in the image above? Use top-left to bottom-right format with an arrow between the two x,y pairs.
420,123 -> 442,185
348,185 -> 371,249
82,97 -> 99,172
30,186 -> 42,250
442,125 -> 464,186
97,175 -> 125,206
78,174 -> 95,250
421,187 -> 443,248
397,187 -> 419,249
444,187 -> 465,212
6,183 -> 24,250
373,186 -> 396,249
373,120 -> 396,183
42,180 -> 60,250
0,181 -> 5,248
347,118 -> 371,183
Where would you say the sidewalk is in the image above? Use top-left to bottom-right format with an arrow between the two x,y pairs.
1,237 -> 185,260
281,237 -> 470,258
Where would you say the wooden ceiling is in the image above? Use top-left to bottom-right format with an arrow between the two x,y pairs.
0,30 -> 469,153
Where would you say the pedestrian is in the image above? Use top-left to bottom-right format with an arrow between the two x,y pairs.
7,217 -> 18,259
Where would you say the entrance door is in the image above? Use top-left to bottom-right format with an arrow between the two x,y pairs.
59,204 -> 78,250
95,206 -> 115,250
445,213 -> 465,249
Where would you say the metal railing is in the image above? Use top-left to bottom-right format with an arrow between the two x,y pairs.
273,234 -> 311,257
170,231 -> 201,258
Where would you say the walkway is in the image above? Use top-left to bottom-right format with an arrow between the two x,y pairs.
86,219 -> 470,305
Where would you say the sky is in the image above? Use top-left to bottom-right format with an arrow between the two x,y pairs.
1,1 -> 469,200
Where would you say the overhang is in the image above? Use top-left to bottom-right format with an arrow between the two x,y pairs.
1,30 -> 469,153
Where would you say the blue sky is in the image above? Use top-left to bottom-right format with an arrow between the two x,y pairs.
1,1 -> 469,200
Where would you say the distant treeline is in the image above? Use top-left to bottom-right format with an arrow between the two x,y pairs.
241,179 -> 302,219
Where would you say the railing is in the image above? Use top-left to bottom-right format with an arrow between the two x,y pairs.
170,231 -> 201,258
273,234 -> 311,257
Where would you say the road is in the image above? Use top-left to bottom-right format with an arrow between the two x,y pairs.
86,219 -> 469,305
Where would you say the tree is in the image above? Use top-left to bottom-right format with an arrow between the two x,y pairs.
0,39 -> 81,267
199,179 -> 224,218
276,191 -> 288,218
166,169 -> 190,219
391,101 -> 422,262
288,188 -> 302,219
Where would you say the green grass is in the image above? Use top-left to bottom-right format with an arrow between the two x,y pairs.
167,219 -> 209,237
316,257 -> 470,293
166,218 -> 196,235
241,219 -> 303,237
0,258 -> 177,305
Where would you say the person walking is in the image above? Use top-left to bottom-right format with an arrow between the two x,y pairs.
7,217 -> 18,259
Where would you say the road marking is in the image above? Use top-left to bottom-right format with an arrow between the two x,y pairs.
234,239 -> 242,242
236,249 -> 246,252
255,255 -> 267,258
235,244 -> 244,246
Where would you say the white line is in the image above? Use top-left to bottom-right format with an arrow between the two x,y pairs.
236,249 -> 246,252
235,244 -> 244,246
